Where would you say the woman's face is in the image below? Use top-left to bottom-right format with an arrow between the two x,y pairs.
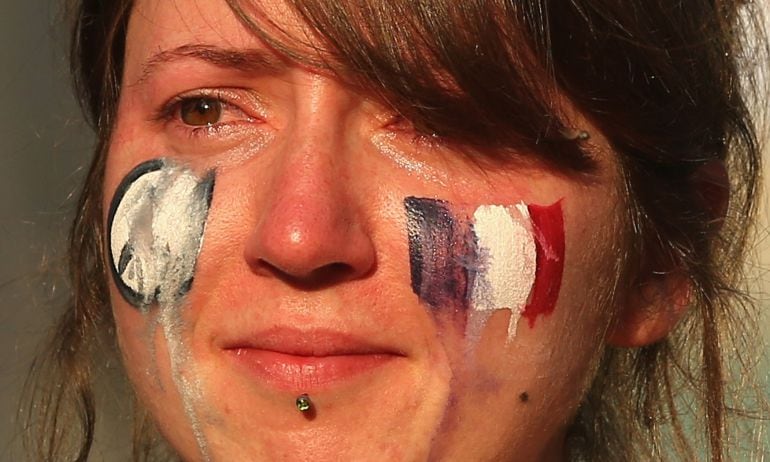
105,1 -> 627,460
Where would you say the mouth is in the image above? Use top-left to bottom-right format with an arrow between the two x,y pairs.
222,327 -> 406,392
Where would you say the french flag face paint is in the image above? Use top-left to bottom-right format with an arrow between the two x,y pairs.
405,196 -> 565,341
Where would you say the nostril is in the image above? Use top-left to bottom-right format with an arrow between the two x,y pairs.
243,188 -> 378,289
317,262 -> 353,276
307,262 -> 357,286
253,260 -> 358,291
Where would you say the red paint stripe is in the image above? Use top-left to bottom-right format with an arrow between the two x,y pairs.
522,200 -> 565,327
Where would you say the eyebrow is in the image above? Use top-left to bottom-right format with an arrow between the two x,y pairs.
137,44 -> 289,84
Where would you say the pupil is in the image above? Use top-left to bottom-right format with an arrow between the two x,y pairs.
181,98 -> 222,126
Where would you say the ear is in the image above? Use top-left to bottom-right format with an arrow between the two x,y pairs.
607,160 -> 729,348
606,270 -> 691,347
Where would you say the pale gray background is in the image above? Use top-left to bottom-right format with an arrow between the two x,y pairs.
0,1 -> 767,461
0,2 -> 92,460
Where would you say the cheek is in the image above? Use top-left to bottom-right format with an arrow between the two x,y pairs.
106,158 -> 215,309
112,300 -> 159,386
401,195 -> 614,452
404,196 -> 564,343
105,157 -> 219,453
111,299 -> 204,460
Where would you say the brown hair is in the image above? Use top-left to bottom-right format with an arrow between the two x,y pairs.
23,0 -> 767,460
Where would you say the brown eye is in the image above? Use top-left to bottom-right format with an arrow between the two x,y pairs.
180,97 -> 222,126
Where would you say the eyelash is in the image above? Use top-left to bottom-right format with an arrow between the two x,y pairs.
384,114 -> 444,147
154,90 -> 442,149
154,90 -> 260,140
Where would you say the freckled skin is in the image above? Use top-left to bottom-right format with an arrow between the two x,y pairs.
105,1 -> 628,461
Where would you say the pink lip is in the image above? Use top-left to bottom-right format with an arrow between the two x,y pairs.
222,327 -> 404,391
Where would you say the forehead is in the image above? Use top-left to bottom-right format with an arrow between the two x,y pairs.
125,0 -> 613,177
126,0 -> 297,82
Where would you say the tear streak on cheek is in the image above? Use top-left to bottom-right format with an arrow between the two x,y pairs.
106,158 -> 217,461
405,197 -> 565,341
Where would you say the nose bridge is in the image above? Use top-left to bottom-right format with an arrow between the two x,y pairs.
294,73 -> 354,156
243,73 -> 375,286
272,74 -> 353,215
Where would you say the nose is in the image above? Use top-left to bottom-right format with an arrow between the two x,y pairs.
243,80 -> 377,289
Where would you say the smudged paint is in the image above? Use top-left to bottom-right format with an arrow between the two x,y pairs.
405,197 -> 479,312
160,300 -> 211,461
107,159 -> 215,310
107,158 -> 216,461
405,197 -> 564,339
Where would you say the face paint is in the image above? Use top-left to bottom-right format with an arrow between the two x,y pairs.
108,158 -> 216,460
521,201 -> 565,327
405,197 -> 479,312
469,204 -> 536,339
107,159 -> 215,310
405,197 -> 564,340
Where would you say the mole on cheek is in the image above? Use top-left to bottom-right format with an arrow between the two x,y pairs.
107,158 -> 215,310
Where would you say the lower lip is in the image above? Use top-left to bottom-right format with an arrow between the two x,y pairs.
225,348 -> 399,391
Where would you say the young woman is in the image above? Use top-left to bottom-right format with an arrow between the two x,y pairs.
24,0 -> 767,460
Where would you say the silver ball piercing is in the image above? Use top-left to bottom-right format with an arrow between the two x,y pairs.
296,394 -> 312,413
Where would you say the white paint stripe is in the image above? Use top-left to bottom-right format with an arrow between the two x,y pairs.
469,203 -> 537,341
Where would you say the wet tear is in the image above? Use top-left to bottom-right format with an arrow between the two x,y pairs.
107,158 -> 215,310
108,158 -> 216,460
405,197 -> 564,341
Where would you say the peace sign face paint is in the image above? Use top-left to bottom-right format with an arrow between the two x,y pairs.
107,158 -> 218,459
107,158 -> 215,310
405,197 -> 565,342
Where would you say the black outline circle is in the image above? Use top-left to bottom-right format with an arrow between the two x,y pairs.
106,159 -> 166,309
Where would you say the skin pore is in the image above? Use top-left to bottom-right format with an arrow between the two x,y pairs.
103,1 -> 640,460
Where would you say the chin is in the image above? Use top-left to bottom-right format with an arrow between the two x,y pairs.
121,323 -> 453,461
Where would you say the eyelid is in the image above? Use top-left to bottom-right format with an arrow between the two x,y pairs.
153,87 -> 267,124
381,112 -> 444,147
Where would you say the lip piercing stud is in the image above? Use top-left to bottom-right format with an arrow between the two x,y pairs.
296,394 -> 312,413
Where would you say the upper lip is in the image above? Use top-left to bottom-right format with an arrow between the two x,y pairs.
220,326 -> 406,357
